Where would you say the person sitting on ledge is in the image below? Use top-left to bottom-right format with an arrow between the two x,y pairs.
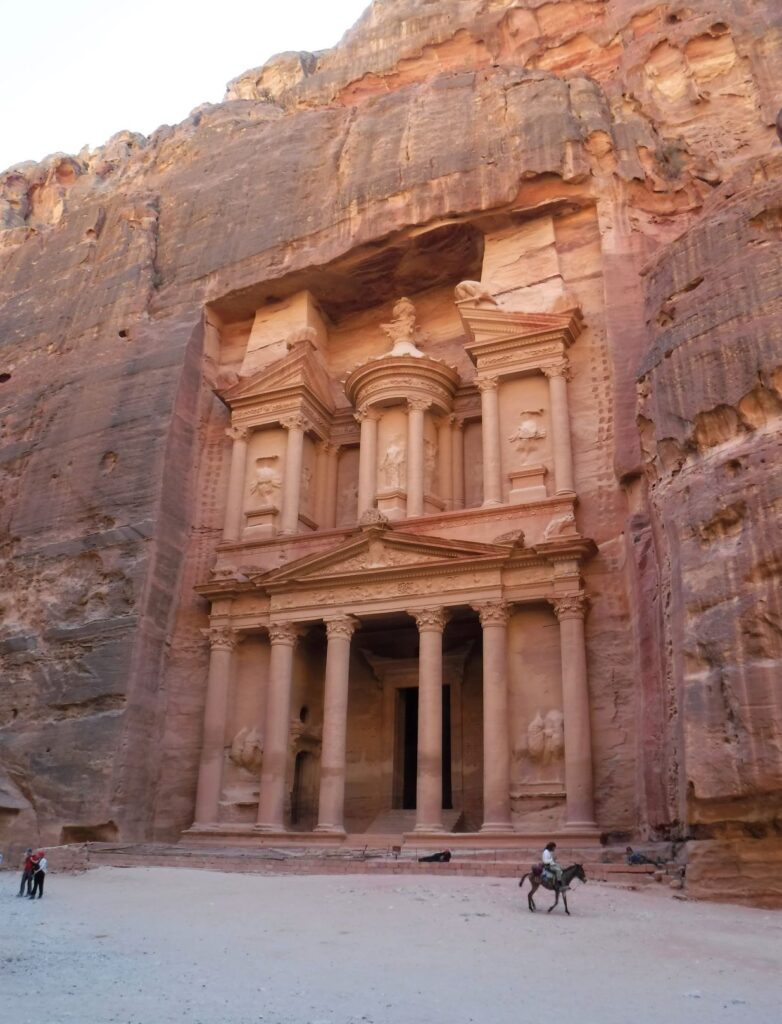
418,850 -> 452,863
625,846 -> 665,867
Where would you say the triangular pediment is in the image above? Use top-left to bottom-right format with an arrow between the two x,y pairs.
458,305 -> 583,350
256,528 -> 510,587
221,340 -> 335,412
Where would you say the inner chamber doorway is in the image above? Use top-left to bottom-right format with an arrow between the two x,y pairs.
396,686 -> 452,810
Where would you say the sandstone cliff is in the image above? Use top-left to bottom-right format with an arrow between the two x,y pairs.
1,0 -> 780,903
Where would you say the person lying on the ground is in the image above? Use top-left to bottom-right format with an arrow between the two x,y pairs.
625,846 -> 665,867
418,850 -> 452,863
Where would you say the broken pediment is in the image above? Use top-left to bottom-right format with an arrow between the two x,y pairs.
220,339 -> 336,414
458,304 -> 583,356
256,529 -> 511,587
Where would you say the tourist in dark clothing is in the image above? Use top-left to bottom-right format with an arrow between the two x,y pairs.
28,851 -> 47,898
17,848 -> 34,897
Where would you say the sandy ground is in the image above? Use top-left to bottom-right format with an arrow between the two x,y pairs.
1,867 -> 781,1024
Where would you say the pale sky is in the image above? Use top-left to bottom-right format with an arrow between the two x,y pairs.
0,0 -> 370,172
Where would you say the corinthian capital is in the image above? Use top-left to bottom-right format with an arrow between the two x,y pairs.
280,414 -> 309,432
225,425 -> 250,443
409,607 -> 449,633
354,405 -> 381,424
202,626 -> 242,651
542,360 -> 570,381
407,397 -> 431,413
473,600 -> 510,627
268,621 -> 301,646
476,377 -> 499,393
551,593 -> 588,621
324,615 -> 359,641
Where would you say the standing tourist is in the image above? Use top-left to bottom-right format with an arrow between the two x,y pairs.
17,848 -> 35,897
28,850 -> 47,899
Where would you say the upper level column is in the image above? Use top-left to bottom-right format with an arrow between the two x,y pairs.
323,443 -> 340,529
316,615 -> 358,835
279,415 -> 308,534
543,361 -> 575,494
477,378 -> 502,507
451,416 -> 465,511
437,416 -> 454,511
355,407 -> 380,520
406,398 -> 428,518
474,600 -> 513,832
256,622 -> 300,831
552,593 -> 596,831
411,607 -> 449,832
223,426 -> 250,541
194,626 -> 241,826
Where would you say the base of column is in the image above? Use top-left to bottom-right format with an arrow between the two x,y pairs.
314,824 -> 347,837
481,499 -> 503,508
253,823 -> 288,835
563,820 -> 599,834
480,821 -> 515,833
553,488 -> 577,499
413,822 -> 445,834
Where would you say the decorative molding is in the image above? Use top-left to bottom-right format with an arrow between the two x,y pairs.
474,600 -> 510,627
409,607 -> 449,632
551,593 -> 588,620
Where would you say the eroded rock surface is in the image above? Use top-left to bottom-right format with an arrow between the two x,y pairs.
1,0 -> 780,902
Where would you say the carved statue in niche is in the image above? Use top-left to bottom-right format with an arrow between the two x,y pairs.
300,465 -> 313,512
250,456 -> 281,507
381,297 -> 428,358
508,409 -> 547,459
542,511 -> 577,540
379,437 -> 406,490
523,708 -> 565,785
229,726 -> 263,773
424,438 -> 437,492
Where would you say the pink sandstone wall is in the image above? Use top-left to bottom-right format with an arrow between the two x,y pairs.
1,0 -> 780,900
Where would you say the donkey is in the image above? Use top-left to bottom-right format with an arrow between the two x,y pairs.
518,863 -> 587,915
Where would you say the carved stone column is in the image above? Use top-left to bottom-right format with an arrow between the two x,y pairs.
279,415 -> 308,534
406,398 -> 428,518
544,362 -> 575,494
223,426 -> 250,541
194,626 -> 241,826
437,416 -> 454,510
313,441 -> 330,528
355,407 -> 380,520
411,607 -> 449,832
552,594 -> 596,830
256,622 -> 300,831
451,416 -> 465,511
477,378 -> 502,507
323,443 -> 340,529
315,615 -> 358,834
474,600 -> 513,831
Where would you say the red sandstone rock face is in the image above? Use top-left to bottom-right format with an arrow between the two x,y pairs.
0,1 -> 780,899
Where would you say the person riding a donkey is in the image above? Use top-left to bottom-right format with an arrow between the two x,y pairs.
541,841 -> 563,886
518,841 -> 587,915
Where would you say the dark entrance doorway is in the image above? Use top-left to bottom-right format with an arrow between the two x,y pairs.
398,686 -> 452,810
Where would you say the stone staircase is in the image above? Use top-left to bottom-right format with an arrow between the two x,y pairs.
364,809 -> 463,834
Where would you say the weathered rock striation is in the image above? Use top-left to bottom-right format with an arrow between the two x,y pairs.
1,0 -> 780,903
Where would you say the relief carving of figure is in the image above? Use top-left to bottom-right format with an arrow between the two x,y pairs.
381,297 -> 427,358
542,511 -> 577,540
543,709 -> 565,764
229,726 -> 263,773
508,409 -> 547,458
424,437 -> 437,492
527,711 -> 546,760
379,437 -> 406,490
300,465 -> 313,509
250,457 -> 281,507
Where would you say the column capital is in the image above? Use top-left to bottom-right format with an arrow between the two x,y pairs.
407,397 -> 431,412
449,414 -> 465,430
473,600 -> 510,627
280,413 -> 310,432
542,360 -> 570,381
354,405 -> 381,423
225,425 -> 250,443
476,376 -> 499,393
267,621 -> 301,646
409,607 -> 449,633
551,592 -> 588,621
318,440 -> 341,456
201,625 -> 242,651
324,615 -> 359,641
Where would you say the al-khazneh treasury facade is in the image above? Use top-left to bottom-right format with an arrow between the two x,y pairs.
192,285 -> 602,843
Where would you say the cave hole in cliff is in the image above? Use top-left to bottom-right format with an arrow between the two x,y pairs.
0,373 -> 10,383
60,821 -> 119,844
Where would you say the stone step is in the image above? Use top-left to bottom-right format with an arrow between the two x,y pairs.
364,809 -> 463,834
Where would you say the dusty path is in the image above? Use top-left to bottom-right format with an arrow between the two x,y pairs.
1,867 -> 780,1024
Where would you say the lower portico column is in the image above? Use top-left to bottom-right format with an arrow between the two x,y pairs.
410,607 -> 449,832
256,622 -> 300,831
552,594 -> 597,830
315,615 -> 358,834
474,600 -> 513,832
194,626 -> 241,826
